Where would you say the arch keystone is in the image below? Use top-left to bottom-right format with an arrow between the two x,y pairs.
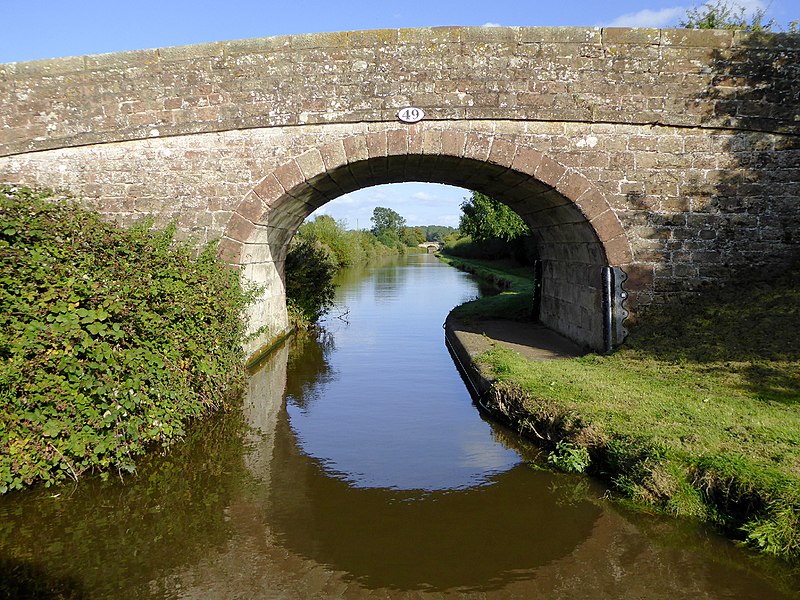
422,130 -> 444,155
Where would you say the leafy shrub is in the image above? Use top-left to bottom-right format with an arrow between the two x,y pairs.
296,215 -> 398,269
0,186 -> 254,492
284,236 -> 337,325
547,440 -> 591,473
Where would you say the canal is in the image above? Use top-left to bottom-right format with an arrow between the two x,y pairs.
1,252 -> 798,598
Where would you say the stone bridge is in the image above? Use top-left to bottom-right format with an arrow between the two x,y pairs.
1,26 -> 798,357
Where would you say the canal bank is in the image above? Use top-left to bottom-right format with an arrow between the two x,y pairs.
444,316 -> 582,400
440,254 -> 800,566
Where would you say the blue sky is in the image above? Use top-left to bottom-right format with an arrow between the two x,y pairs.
2,0 -> 794,228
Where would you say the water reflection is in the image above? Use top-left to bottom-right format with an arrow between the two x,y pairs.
0,403 -> 255,599
0,254 -> 798,599
286,252 -> 522,491
268,407 -> 600,591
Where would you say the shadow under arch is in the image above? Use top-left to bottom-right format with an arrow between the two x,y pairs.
219,126 -> 635,357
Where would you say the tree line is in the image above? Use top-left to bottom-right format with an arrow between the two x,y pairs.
285,207 -> 455,326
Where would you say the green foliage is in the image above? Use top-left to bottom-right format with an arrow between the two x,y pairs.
400,226 -> 425,247
370,206 -> 406,248
680,0 -> 775,31
458,191 -> 529,243
295,215 -> 348,268
743,504 -> 800,559
547,441 -> 591,473
0,186 -> 254,493
297,215 -> 400,269
443,234 -> 520,261
284,237 -> 337,325
421,225 -> 457,242
287,210 -> 455,327
439,255 -> 535,321
286,214 -> 403,327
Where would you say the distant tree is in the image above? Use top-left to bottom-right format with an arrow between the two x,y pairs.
458,191 -> 529,243
371,206 -> 406,247
679,0 -> 775,31
423,225 -> 458,242
400,226 -> 425,247
297,214 -> 346,267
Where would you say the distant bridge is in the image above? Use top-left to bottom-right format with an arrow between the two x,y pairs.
1,26 -> 797,358
419,242 -> 444,251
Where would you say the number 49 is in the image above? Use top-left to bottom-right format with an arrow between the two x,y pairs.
397,107 -> 425,123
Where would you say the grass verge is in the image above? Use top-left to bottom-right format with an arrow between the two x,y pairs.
445,254 -> 800,563
437,254 -> 535,321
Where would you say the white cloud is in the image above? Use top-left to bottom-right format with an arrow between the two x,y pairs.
606,6 -> 687,27
438,214 -> 460,228
606,0 -> 770,28
411,191 -> 436,202
482,22 -> 502,27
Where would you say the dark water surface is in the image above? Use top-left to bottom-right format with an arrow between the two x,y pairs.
1,253 -> 798,599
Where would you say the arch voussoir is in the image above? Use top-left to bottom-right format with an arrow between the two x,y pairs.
533,155 -> 567,188
441,130 -> 467,158
319,139 -> 349,172
343,136 -> 369,163
366,131 -> 388,158
273,159 -> 305,193
511,146 -> 544,175
295,148 -> 326,181
487,138 -> 518,168
463,132 -> 492,162
252,173 -> 285,207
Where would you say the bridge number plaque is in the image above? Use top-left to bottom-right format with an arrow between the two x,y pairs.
397,107 -> 425,123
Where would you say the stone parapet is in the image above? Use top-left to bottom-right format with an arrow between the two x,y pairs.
2,27 -> 799,157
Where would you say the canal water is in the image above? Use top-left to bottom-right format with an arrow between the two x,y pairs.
1,252 -> 798,599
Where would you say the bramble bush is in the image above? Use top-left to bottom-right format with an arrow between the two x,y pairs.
0,186 -> 255,492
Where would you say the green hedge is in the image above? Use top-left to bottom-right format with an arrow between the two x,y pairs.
0,186 -> 255,492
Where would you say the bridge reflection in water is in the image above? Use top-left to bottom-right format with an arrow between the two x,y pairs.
0,255 -> 795,599
210,327 -> 791,598
218,256 -> 794,598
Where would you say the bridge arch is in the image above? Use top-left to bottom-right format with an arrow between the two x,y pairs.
220,126 -> 634,356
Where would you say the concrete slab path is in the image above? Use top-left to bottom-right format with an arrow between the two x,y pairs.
445,317 -> 584,362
